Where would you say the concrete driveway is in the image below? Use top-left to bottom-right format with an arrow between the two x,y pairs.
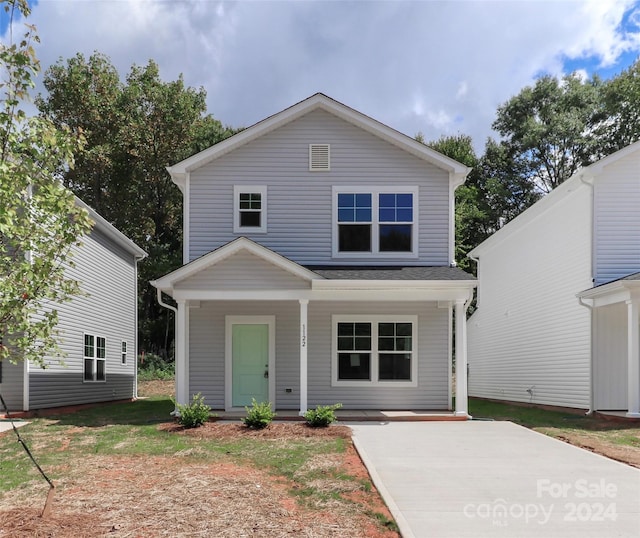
350,421 -> 640,538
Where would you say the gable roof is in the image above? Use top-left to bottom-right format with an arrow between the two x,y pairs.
150,237 -> 321,292
469,140 -> 640,258
167,93 -> 471,191
76,197 -> 147,260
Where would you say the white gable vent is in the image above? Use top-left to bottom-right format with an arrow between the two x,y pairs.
309,144 -> 330,171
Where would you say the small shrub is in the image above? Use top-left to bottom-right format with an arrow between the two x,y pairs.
243,399 -> 276,429
175,393 -> 212,428
138,353 -> 174,381
304,403 -> 342,427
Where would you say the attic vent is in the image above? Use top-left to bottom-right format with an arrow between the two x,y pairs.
309,144 -> 330,171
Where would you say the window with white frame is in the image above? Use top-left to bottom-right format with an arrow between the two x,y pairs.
332,315 -> 418,387
84,334 -> 106,382
333,187 -> 418,257
121,341 -> 127,365
233,185 -> 267,233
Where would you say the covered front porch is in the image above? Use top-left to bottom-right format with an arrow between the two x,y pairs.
151,238 -> 476,418
578,273 -> 640,418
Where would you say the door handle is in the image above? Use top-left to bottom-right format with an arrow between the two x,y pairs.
264,370 -> 269,379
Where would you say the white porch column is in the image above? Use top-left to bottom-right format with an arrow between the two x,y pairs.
626,299 -> 640,418
299,299 -> 309,415
454,299 -> 469,417
175,299 -> 189,407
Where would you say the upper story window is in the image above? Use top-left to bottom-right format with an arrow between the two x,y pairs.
333,186 -> 418,258
234,185 -> 267,234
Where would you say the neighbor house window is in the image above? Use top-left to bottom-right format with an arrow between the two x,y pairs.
233,185 -> 267,233
332,315 -> 417,387
333,187 -> 417,257
121,341 -> 127,365
84,334 -> 106,382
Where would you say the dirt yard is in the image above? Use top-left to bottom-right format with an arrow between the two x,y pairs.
0,379 -> 399,538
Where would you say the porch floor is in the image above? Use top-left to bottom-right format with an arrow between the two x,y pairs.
213,409 -> 468,422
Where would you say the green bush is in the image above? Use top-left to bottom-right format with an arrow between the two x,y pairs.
243,399 -> 276,429
138,353 -> 174,381
304,403 -> 342,427
175,393 -> 212,428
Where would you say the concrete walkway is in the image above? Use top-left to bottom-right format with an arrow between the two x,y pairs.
350,421 -> 640,538
0,419 -> 29,434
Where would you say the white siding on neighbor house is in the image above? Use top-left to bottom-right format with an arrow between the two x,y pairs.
594,153 -> 640,285
468,184 -> 593,409
175,250 -> 311,291
188,300 -> 450,410
28,227 -> 138,409
188,109 -> 451,266
594,303 -> 628,410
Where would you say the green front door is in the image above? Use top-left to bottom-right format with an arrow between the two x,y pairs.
232,324 -> 269,407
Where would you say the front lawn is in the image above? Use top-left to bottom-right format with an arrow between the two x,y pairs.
470,398 -> 640,468
0,396 -> 398,537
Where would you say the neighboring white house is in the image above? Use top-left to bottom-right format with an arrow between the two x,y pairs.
467,141 -> 640,418
152,93 -> 476,416
0,198 -> 147,412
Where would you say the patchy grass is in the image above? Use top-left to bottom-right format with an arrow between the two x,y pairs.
0,397 -> 398,537
470,398 -> 640,468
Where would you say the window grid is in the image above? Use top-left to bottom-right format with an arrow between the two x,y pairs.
333,187 -> 417,257
84,333 -> 106,382
234,185 -> 267,233
121,341 -> 127,365
332,316 -> 417,387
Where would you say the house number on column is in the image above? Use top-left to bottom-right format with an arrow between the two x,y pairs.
301,324 -> 307,347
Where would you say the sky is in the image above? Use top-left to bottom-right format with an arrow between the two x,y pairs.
3,0 -> 640,152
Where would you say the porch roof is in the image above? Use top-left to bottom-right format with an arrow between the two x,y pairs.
307,265 -> 474,281
577,271 -> 640,307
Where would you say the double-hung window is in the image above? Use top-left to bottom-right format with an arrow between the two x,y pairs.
84,334 -> 106,382
333,187 -> 418,257
332,315 -> 417,387
234,185 -> 267,233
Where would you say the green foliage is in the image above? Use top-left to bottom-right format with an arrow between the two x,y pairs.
304,403 -> 342,427
0,0 -> 93,368
174,393 -> 212,428
243,399 -> 276,429
137,353 -> 174,381
36,52 -> 242,358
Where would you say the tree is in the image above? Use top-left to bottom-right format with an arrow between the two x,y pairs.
595,57 -> 640,156
0,0 -> 92,368
36,53 -> 239,357
493,73 -> 602,193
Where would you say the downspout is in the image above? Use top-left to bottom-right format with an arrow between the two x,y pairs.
156,289 -> 178,414
578,170 -> 595,416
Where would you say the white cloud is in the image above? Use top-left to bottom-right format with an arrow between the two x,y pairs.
9,0 -> 640,153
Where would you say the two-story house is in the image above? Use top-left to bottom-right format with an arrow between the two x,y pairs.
1,198 -> 146,413
151,94 -> 476,416
467,141 -> 640,418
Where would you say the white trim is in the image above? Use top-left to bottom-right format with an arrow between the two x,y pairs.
151,237 -> 319,291
233,185 -> 267,234
332,186 -> 419,259
331,314 -> 418,388
454,299 -> 469,417
183,172 -> 190,264
175,300 -> 188,405
299,300 -> 309,415
22,357 -> 29,411
171,287 -> 475,303
225,315 -> 276,411
447,304 -> 453,410
626,300 -> 640,417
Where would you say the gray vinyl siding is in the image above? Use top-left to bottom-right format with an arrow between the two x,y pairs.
594,153 -> 640,285
188,109 -> 450,265
28,227 -> 138,409
593,303 -> 627,410
0,360 -> 24,411
188,300 -> 450,410
176,250 -> 311,290
468,184 -> 592,409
